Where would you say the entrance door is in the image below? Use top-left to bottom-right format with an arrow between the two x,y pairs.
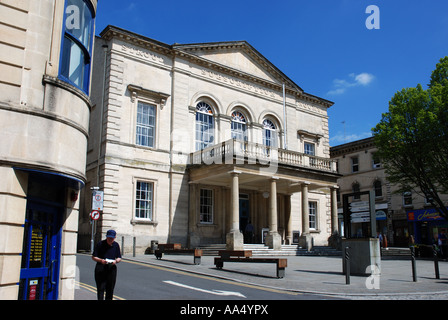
19,202 -> 62,300
239,194 -> 252,243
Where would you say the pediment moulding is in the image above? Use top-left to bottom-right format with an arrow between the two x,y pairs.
100,26 -> 333,109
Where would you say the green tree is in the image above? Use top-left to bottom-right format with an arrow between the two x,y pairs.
373,57 -> 448,219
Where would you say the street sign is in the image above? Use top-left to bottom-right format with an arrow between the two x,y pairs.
90,210 -> 100,221
350,206 -> 370,212
92,190 -> 104,211
350,201 -> 369,207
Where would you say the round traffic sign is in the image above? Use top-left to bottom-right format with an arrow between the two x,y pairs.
90,210 -> 100,220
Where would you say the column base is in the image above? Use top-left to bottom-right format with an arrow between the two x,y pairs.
299,234 -> 313,251
265,232 -> 282,250
226,230 -> 244,250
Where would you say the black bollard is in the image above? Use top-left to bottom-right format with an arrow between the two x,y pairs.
344,246 -> 350,285
410,246 -> 417,282
433,245 -> 440,279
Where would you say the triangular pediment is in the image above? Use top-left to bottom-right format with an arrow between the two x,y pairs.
174,41 -> 302,92
99,26 -> 333,108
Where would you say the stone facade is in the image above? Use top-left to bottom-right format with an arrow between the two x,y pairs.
331,137 -> 448,247
0,0 -> 97,300
80,26 -> 340,255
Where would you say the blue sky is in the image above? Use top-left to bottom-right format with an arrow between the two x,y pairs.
94,0 -> 448,146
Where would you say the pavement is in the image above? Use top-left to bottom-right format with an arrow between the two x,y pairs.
75,252 -> 448,300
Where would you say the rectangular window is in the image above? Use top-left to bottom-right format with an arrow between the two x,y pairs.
351,157 -> 359,172
60,0 -> 95,94
372,153 -> 381,169
136,102 -> 156,148
135,181 -> 153,220
304,142 -> 315,156
309,201 -> 317,230
403,192 -> 413,207
199,189 -> 213,223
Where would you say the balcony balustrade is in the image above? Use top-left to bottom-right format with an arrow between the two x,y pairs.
190,139 -> 337,173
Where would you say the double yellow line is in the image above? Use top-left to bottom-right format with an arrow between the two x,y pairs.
76,281 -> 126,300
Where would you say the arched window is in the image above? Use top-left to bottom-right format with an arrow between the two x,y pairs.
195,102 -> 215,151
263,118 -> 277,148
231,111 -> 247,142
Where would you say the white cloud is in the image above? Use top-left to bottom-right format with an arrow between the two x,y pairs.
353,73 -> 375,86
126,3 -> 137,11
327,73 -> 375,95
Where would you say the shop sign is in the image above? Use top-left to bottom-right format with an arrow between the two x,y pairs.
407,208 -> 446,222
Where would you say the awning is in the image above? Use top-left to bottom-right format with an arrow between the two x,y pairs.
13,167 -> 85,191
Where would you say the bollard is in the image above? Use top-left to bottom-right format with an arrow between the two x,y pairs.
344,246 -> 350,285
122,236 -> 124,257
410,246 -> 417,282
133,237 -> 136,257
433,245 -> 440,279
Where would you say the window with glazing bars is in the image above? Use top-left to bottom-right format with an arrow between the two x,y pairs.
309,201 -> 317,229
195,102 -> 215,151
135,181 -> 153,220
136,102 -> 156,147
199,189 -> 213,223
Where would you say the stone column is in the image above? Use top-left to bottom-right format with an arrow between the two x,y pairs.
331,186 -> 339,234
299,182 -> 312,251
301,182 -> 310,234
265,177 -> 282,250
226,171 -> 243,250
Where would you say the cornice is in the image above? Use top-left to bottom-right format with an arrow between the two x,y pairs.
99,26 -> 334,109
330,137 -> 376,157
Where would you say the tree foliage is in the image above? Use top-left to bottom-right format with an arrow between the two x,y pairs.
372,57 -> 448,219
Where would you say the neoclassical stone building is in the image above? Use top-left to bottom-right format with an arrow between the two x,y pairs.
0,0 -> 97,299
80,25 -> 340,254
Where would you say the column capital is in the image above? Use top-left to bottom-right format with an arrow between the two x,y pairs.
228,170 -> 242,176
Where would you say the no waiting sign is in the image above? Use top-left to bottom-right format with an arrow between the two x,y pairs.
92,190 -> 104,211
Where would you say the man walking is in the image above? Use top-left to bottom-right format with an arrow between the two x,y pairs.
92,230 -> 122,300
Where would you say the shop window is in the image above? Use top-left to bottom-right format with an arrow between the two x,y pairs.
59,0 -> 95,94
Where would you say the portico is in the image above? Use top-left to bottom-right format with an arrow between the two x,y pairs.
187,139 -> 340,250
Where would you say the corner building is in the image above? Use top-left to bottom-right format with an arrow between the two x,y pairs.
81,26 -> 340,254
0,0 -> 97,299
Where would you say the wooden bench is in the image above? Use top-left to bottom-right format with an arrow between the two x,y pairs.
214,250 -> 287,278
154,243 -> 203,265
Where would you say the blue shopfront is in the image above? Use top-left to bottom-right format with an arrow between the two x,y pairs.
16,169 -> 84,300
407,208 -> 448,245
